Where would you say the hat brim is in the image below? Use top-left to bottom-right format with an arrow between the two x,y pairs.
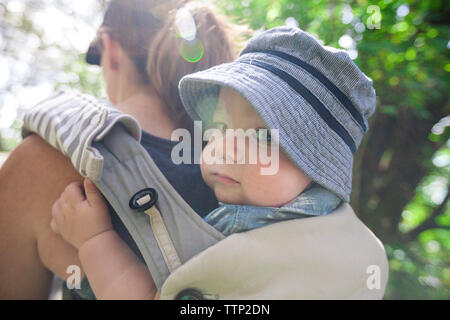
179,59 -> 353,202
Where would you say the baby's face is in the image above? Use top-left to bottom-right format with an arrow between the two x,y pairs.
200,87 -> 311,207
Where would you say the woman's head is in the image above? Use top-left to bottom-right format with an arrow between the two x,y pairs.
86,0 -> 249,131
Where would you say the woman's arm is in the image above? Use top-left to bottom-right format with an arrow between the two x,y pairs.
0,134 -> 84,298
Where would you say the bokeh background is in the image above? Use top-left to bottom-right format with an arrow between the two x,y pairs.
0,0 -> 448,299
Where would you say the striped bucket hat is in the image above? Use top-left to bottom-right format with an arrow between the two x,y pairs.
178,26 -> 376,202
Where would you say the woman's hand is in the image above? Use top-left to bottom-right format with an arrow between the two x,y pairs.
50,178 -> 113,249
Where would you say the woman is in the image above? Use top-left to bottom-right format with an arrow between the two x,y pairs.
0,0 -> 246,299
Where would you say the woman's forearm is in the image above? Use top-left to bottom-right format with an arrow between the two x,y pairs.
78,230 -> 158,300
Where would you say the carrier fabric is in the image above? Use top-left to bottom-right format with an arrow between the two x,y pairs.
21,89 -> 225,291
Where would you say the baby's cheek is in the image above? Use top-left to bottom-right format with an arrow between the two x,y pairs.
241,157 -> 311,207
200,161 -> 213,188
239,165 -> 287,207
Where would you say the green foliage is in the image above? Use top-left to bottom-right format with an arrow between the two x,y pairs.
385,237 -> 450,299
0,0 -> 105,151
56,54 -> 105,98
220,0 -> 449,118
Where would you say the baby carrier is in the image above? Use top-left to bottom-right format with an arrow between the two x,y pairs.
22,90 -> 389,299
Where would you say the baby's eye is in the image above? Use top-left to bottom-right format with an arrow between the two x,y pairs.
255,128 -> 272,144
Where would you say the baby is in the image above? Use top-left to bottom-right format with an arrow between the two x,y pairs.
194,86 -> 342,235
50,26 -> 375,299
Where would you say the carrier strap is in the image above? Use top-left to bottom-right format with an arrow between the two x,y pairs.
145,206 -> 182,273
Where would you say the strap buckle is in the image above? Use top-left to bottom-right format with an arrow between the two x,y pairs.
129,188 -> 158,212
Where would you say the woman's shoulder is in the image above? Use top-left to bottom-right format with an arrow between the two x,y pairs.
0,133 -> 83,232
3,134 -> 82,187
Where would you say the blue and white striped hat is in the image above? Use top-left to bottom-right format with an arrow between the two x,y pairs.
178,26 -> 376,202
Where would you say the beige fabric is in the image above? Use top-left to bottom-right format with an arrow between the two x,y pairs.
145,206 -> 182,273
160,203 -> 389,300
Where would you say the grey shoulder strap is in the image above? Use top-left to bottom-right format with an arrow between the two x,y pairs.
22,90 -> 225,290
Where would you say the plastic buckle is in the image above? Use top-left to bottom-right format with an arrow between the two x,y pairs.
129,188 -> 158,212
175,289 -> 205,300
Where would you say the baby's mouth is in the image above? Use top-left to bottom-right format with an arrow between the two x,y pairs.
213,173 -> 239,185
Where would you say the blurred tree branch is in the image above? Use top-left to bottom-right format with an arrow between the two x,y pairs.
405,190 -> 450,241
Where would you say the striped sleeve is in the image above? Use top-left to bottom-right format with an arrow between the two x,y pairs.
21,90 -> 141,180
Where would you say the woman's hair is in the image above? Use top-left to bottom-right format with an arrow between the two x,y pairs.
90,0 -> 250,132
147,0 -> 250,132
